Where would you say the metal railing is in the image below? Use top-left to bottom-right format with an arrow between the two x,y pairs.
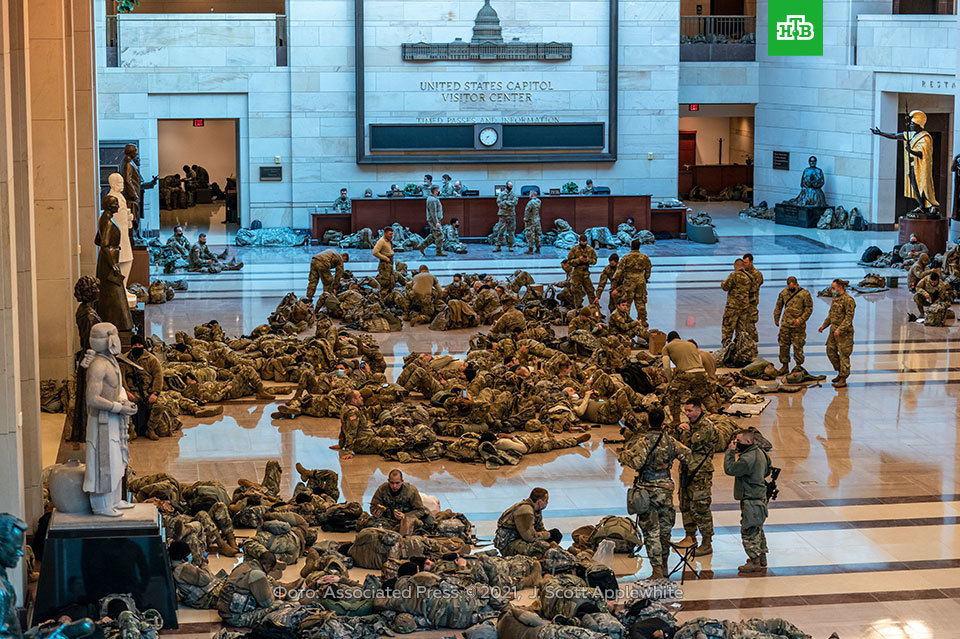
680,15 -> 756,42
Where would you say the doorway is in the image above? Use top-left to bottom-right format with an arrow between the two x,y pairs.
157,118 -> 240,243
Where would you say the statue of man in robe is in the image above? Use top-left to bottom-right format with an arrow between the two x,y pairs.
872,110 -> 939,217
83,322 -> 138,517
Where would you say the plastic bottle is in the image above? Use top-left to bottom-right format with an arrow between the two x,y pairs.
593,539 -> 615,569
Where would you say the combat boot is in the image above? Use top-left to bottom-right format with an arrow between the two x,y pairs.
830,375 -> 841,383
300,547 -> 321,578
217,538 -> 239,557
295,462 -> 314,480
146,429 -> 160,441
676,533 -> 697,547
832,377 -> 847,388
418,243 -> 426,256
257,389 -> 277,401
195,406 -> 223,418
535,247 -> 540,253
508,246 -> 514,252
435,251 -> 448,257
524,249 -> 534,254
649,565 -> 664,580
776,365 -> 788,376
493,246 -> 502,253
738,558 -> 763,573
575,433 -> 591,444
277,404 -> 300,417
695,536 -> 712,556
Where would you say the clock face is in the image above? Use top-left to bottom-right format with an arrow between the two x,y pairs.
479,127 -> 499,147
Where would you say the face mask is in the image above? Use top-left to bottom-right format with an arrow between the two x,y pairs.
336,369 -> 345,378
130,347 -> 144,358
736,441 -> 751,452
186,554 -> 193,564
571,393 -> 580,401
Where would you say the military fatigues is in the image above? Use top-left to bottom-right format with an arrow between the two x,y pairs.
420,195 -> 445,255
340,404 -> 402,455
122,349 -> 164,438
332,195 -> 351,214
439,181 -> 455,197
368,482 -> 435,530
523,197 -> 542,253
773,286 -> 813,367
662,339 -> 711,426
188,243 -> 242,273
724,443 -> 771,562
172,560 -> 226,609
495,190 -> 519,250
159,175 -> 185,209
566,244 -> 598,308
166,234 -> 191,258
914,274 -> 953,315
490,308 -> 527,336
720,269 -> 752,345
494,498 -> 552,557
611,250 -> 652,326
306,249 -> 344,299
595,263 -> 618,315
373,236 -> 395,292
677,415 -> 718,542
743,265 -> 763,341
820,291 -> 855,380
619,430 -> 692,570
217,559 -> 277,627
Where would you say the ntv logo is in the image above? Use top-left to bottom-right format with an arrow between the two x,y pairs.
776,15 -> 815,41
768,1 -> 823,56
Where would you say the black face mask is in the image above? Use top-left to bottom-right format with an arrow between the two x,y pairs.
130,347 -> 144,358
736,441 -> 751,452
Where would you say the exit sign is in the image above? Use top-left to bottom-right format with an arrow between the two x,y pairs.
688,104 -> 699,112
193,119 -> 204,127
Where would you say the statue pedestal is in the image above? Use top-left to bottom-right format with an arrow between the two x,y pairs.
899,217 -> 948,256
774,203 -> 826,228
32,504 -> 179,629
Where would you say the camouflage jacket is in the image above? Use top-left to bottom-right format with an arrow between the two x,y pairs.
773,287 -> 813,327
612,250 -> 652,287
497,190 -> 519,215
619,429 -> 692,489
491,308 -> 527,335
676,414 -> 718,475
166,234 -> 191,257
720,270 -> 752,309
567,244 -> 597,273
524,197 -> 541,221
312,249 -> 344,281
743,265 -> 763,306
916,275 -> 952,302
821,291 -> 855,333
370,482 -> 426,516
440,181 -> 455,197
596,263 -> 616,296
332,196 -> 351,214
425,195 -> 443,224
340,404 -> 374,451
188,243 -> 218,269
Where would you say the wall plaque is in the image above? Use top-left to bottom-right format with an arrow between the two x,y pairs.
773,151 -> 790,171
259,166 -> 282,181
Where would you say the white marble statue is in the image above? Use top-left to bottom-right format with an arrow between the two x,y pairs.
82,322 -> 137,517
108,173 -> 137,307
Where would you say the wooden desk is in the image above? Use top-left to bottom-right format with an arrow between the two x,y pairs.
311,213 -> 352,239
351,195 -> 654,237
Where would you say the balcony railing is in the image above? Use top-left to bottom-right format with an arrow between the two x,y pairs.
680,15 -> 756,61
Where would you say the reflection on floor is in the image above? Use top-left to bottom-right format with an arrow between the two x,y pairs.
72,203 -> 960,638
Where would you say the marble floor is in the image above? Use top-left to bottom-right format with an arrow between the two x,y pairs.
56,203 -> 960,638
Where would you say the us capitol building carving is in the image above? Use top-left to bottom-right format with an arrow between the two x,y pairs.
401,0 -> 573,62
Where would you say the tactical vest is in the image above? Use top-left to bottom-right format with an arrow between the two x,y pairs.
172,563 -> 219,606
640,431 -> 674,482
494,499 -> 541,549
217,563 -> 260,618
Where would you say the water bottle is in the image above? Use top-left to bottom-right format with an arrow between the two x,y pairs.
593,539 -> 615,569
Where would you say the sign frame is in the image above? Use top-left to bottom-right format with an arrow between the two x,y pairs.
353,0 -> 619,165
772,151 -> 790,171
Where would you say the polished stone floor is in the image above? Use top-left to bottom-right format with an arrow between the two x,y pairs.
55,203 -> 960,638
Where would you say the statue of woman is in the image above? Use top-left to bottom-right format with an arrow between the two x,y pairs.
790,156 -> 826,207
108,173 -> 136,307
94,196 -> 133,331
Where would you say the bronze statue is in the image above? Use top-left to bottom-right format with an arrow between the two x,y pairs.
94,196 -> 133,332
118,144 -> 157,236
871,110 -> 939,218
0,513 -> 93,639
83,322 -> 137,517
789,156 -> 826,207
69,277 -> 102,443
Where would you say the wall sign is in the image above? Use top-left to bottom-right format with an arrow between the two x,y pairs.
773,151 -> 790,171
193,119 -> 204,127
259,166 -> 282,181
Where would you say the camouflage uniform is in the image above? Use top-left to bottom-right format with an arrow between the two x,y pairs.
523,197 -> 542,252
368,481 -> 435,530
188,243 -> 242,273
474,287 -> 501,324
742,264 -> 763,341
907,258 -> 931,291
495,190 -> 519,249
340,404 -> 402,455
171,560 -> 226,609
914,274 -> 953,315
372,235 -> 395,292
773,286 -> 813,367
420,194 -> 445,255
166,234 -> 192,258
595,262 -> 619,315
306,249 -> 344,299
441,224 -> 466,253
611,249 -> 652,325
331,195 -> 351,214
566,244 -> 598,308
490,307 -> 527,336
159,174 -> 185,209
723,442 -> 771,562
820,290 -> 855,380
619,429 -> 692,571
676,414 -> 718,541
440,180 -> 455,197
607,308 -> 644,340
720,269 -> 752,345
494,498 -> 552,557
216,559 -> 277,627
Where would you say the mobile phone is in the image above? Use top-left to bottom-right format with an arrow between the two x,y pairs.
461,389 -> 468,398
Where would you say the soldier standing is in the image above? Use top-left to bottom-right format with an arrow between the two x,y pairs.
773,276 -> 813,375
523,188 -> 542,253
121,334 -> 164,440
494,487 -> 559,557
494,181 -> 518,252
305,249 -> 348,300
818,278 -> 855,388
594,253 -> 619,315
661,331 -> 710,427
419,185 -> 446,256
676,398 -> 718,556
611,239 -> 653,327
618,408 -> 692,580
566,234 -> 597,308
742,254 -> 763,341
723,429 -> 772,574
720,258 -> 752,345
373,227 -> 395,292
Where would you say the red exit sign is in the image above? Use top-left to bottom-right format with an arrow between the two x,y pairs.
193,119 -> 204,127
688,104 -> 699,112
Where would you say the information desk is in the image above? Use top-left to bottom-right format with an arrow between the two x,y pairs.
343,194 -> 682,238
